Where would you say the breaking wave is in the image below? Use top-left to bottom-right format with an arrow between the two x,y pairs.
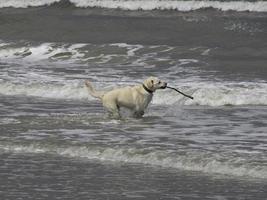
1,41 -> 266,106
0,0 -> 266,12
1,143 -> 266,179
1,81 -> 267,106
0,42 -> 87,62
0,81 -> 90,100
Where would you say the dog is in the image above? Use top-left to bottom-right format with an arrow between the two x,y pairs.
85,77 -> 167,118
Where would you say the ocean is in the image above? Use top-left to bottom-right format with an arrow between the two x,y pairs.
0,0 -> 267,199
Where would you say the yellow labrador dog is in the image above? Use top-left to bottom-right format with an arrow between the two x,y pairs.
85,77 -> 167,118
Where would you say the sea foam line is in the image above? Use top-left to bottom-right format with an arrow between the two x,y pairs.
0,42 -> 87,61
0,82 -> 91,100
72,0 -> 267,12
1,81 -> 267,106
0,0 -> 61,8
0,0 -> 266,12
1,143 -> 266,179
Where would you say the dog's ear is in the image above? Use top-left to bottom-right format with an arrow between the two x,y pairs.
145,77 -> 154,90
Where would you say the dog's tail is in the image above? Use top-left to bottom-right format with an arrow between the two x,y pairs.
85,80 -> 105,100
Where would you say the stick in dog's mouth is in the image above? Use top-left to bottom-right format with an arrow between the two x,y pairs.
160,83 -> 168,89
166,86 -> 194,100
160,85 -> 167,89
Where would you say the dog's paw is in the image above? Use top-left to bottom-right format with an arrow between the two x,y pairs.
133,111 -> 145,118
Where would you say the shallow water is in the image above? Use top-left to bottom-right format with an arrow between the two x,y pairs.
1,0 -> 267,199
1,96 -> 267,199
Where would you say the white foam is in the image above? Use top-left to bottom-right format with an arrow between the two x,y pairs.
110,43 -> 143,57
0,81 -> 91,100
1,81 -> 267,106
72,0 -> 267,12
0,0 -> 61,8
186,83 -> 267,106
0,0 -> 266,12
0,42 -> 87,62
0,118 -> 20,125
0,46 -> 28,59
1,41 -> 266,106
1,143 -> 266,179
153,82 -> 267,106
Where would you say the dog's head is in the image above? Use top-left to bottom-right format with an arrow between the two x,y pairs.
143,77 -> 167,93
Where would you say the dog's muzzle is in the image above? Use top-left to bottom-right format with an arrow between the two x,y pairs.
160,83 -> 167,89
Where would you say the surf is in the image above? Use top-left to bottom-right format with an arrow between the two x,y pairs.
1,142 -> 266,179
0,0 -> 267,12
1,81 -> 267,107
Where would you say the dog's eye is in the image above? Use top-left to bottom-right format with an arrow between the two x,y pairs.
151,80 -> 154,84
159,81 -> 161,84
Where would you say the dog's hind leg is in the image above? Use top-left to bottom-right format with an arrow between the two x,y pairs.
102,100 -> 121,119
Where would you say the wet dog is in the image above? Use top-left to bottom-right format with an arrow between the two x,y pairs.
85,77 -> 167,118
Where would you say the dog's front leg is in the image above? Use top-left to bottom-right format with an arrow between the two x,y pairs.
133,110 -> 144,118
109,111 -> 121,119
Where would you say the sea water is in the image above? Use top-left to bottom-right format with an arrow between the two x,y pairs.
0,0 -> 267,199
